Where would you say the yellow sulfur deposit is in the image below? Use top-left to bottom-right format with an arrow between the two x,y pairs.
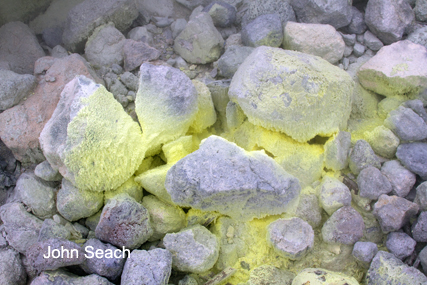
189,80 -> 217,133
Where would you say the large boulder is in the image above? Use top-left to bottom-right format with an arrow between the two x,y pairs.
228,46 -> 354,142
39,76 -> 145,192
165,135 -> 301,221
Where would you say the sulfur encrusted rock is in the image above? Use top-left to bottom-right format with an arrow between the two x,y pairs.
165,135 -> 301,221
38,218 -> 71,242
228,46 -> 354,142
241,14 -> 283,48
349,140 -> 381,175
135,164 -> 173,204
319,176 -> 352,215
324,131 -> 351,171
247,265 -> 295,285
364,125 -> 400,158
104,176 -> 142,204
189,80 -> 217,133
40,75 -> 145,192
292,268 -> 359,285
295,194 -> 322,228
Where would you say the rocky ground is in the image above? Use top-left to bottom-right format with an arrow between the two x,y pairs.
1,0 -> 427,284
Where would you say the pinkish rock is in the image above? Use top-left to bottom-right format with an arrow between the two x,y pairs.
123,39 -> 161,71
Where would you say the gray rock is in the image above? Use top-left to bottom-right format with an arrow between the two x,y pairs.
0,22 -> 46,74
240,0 -> 296,27
352,241 -> 378,263
42,26 -> 64,48
62,0 -> 138,52
324,131 -> 351,171
121,248 -> 172,285
364,125 -> 400,159
407,26 -> 427,49
295,194 -> 322,228
341,6 -> 367,35
31,269 -> 114,285
381,160 -> 416,197
0,247 -> 26,285
57,179 -> 103,222
319,177 -> 352,215
396,143 -> 427,179
421,246 -> 427,275
0,70 -> 36,111
174,12 -> 224,64
163,225 -> 219,273
127,26 -> 154,45
357,166 -> 392,200
178,275 -> 198,285
34,160 -> 62,182
365,0 -> 414,44
349,139 -> 381,175
171,19 -> 187,39
404,99 -> 427,123
342,34 -> 356,46
290,0 -> 352,29
415,182 -> 427,211
415,0 -> 427,21
38,218 -> 71,242
119,71 -> 139,91
353,42 -> 365,57
85,211 -> 102,231
247,265 -> 295,285
217,45 -> 254,78
366,251 -> 427,284
51,45 -> 69,58
384,106 -> 427,142
321,206 -> 365,245
81,238 -> 126,280
385,232 -> 416,259
122,39 -> 161,71
373,194 -> 419,233
267,217 -> 314,260
241,14 -> 283,48
203,1 -> 236,28
165,136 -> 301,221
363,30 -> 384,51
412,211 -> 427,242
95,194 -> 153,249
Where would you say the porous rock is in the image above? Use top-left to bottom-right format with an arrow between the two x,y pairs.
0,247 -> 26,285
0,70 -> 36,111
357,166 -> 392,200
319,176 -> 352,215
381,160 -> 416,197
396,142 -> 427,179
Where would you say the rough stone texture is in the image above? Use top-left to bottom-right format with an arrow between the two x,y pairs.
165,136 -> 300,221
267,217 -> 314,260
364,125 -> 400,159
349,140 -> 381,175
295,194 -> 322,228
122,39 -> 161,71
412,211 -> 427,242
104,176 -> 143,204
373,194 -> 419,233
15,171 -> 57,219
241,14 -> 283,48
290,0 -> 353,29
353,42 -> 365,57
228,46 -> 354,142
352,241 -> 378,263
38,218 -> 71,242
39,75 -> 144,192
0,0 -> 53,27
421,245 -> 427,274
386,106 -> 427,142
121,248 -> 172,285
322,206 -> 365,245
174,12 -> 224,64
319,177 -> 352,215
163,225 -> 219,273
84,23 -> 126,69
0,70 -> 36,111
0,54 -> 102,165
385,232 -> 416,260
189,80 -> 217,134
95,194 -> 153,249
81,239 -> 126,280
0,22 -> 46,74
357,166 -> 392,200
415,182 -> 427,211
396,142 -> 427,179
366,251 -> 427,284
342,6 -> 367,35
283,22 -> 345,64
34,160 -> 62,182
62,0 -> 139,52
171,19 -> 187,39
404,99 -> 427,123
407,26 -> 427,49
381,160 -> 416,197
31,269 -> 113,285
359,40 -> 427,98
292,268 -> 359,285
246,265 -> 295,285
135,63 -> 198,155
415,0 -> 427,21
127,26 -> 154,45
241,0 -> 296,27
364,30 -> 384,51
202,1 -> 236,28
119,71 -> 139,91
0,247 -> 26,285
217,45 -> 254,78
57,179 -> 103,222
324,131 -> 351,171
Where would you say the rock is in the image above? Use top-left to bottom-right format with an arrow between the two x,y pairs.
57,179 -> 103,222
366,251 -> 427,284
342,6 -> 367,35
0,54 -> 102,165
247,265 -> 295,285
81,239 -> 126,280
415,182 -> 427,211
42,26 -> 64,48
95,194 -> 153,249
292,268 -> 359,285
171,19 -> 187,39
295,194 -> 322,228
283,22 -> 345,64
31,269 -> 113,285
165,136 -> 300,221
381,160 -> 416,197
241,0 -> 296,27
377,97 -> 407,118
396,142 -> 427,179
352,241 -> 378,263
217,45 -> 254,78
202,2 -> 236,28
412,211 -> 427,242
363,30 -> 384,51
349,140 -> 381,175
174,12 -> 224,64
62,0 -> 138,52
228,46 -> 354,142
104,176 -> 143,204
324,131 -> 351,171
85,211 -> 102,231
358,41 -> 427,98
38,219 -> 71,242
357,166 -> 392,200
119,71 -> 139,91
51,45 -> 69,58
404,99 -> 427,123
15,171 -> 57,219
34,160 -> 62,182
420,245 -> 427,273
135,63 -> 198,154
384,106 -> 427,141
163,225 -> 219,273
127,26 -> 154,45
121,248 -> 172,285
319,177 -> 352,215
290,0 -> 352,29
122,39 -> 161,71
0,22 -> 45,74
341,33 -> 356,46
364,125 -> 400,159
267,217 -> 314,260
189,80 -> 217,134
373,194 -> 419,233
353,42 -> 365,57
0,70 -> 36,111
0,0 -> 53,27
386,232 -> 416,260
415,0 -> 427,21
241,14 -> 283,48
0,247 -> 26,285
407,26 -> 427,49
84,23 -> 126,69
39,75 -> 144,191
321,206 -> 365,245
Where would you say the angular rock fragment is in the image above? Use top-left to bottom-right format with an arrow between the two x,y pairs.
415,182 -> 427,211
396,142 -> 427,179
217,46 -> 254,78
381,160 -> 416,197
363,31 -> 384,51
241,14 -> 283,48
357,166 -> 392,200
412,211 -> 427,242
322,206 -> 365,245
34,160 -> 62,182
122,39 -> 161,71
189,80 -> 217,134
384,106 -> 427,142
364,125 -> 400,159
385,232 -> 416,260
247,265 -> 295,285
295,194 -> 322,228
324,131 -> 351,171
202,1 -> 236,28
38,218 -> 71,242
352,241 -> 378,264
349,140 -> 381,175
241,0 -> 296,27
292,268 -> 359,285
319,177 -> 352,215
31,269 -> 113,285
342,6 -> 367,35
0,247 -> 26,285
0,70 -> 36,111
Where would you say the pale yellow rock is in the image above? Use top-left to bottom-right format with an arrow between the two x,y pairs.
135,164 -> 173,203
162,135 -> 195,164
351,83 -> 381,119
364,125 -> 400,158
189,80 -> 217,133
104,176 -> 143,204
292,268 -> 359,285
377,97 -> 407,119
